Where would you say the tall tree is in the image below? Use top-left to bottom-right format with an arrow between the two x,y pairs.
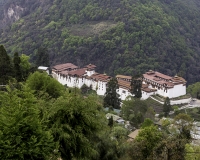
20,54 -> 31,80
35,47 -> 49,67
104,78 -> 121,109
49,94 -> 102,160
163,97 -> 171,117
0,85 -> 57,159
130,75 -> 142,98
121,98 -> 147,127
0,45 -> 13,84
128,125 -> 163,159
13,52 -> 22,81
26,71 -> 65,98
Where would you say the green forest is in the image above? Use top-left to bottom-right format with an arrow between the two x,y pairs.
0,0 -> 200,85
1,44 -> 200,160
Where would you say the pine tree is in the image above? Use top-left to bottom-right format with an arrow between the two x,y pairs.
35,47 -> 49,67
104,78 -> 121,109
0,45 -> 13,84
130,75 -> 142,98
13,52 -> 22,81
108,116 -> 114,128
163,97 -> 171,117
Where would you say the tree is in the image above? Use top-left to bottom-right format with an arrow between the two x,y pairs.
13,52 -> 22,81
121,98 -> 147,127
128,125 -> 162,159
104,78 -> 121,109
20,54 -> 31,80
108,116 -> 114,128
0,45 -> 13,84
0,85 -> 57,159
174,113 -> 193,140
153,135 -> 188,160
26,71 -> 65,98
49,94 -> 102,160
130,75 -> 142,98
35,47 -> 49,67
141,118 -> 154,128
163,97 -> 171,117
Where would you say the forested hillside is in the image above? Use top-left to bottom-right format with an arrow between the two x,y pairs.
1,0 -> 200,84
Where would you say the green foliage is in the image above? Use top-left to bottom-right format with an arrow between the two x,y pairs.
187,82 -> 200,98
13,52 -> 22,81
174,113 -> 193,140
185,144 -> 200,160
1,0 -> 200,85
128,125 -> 163,159
0,45 -> 13,84
108,116 -> 114,128
163,97 -> 171,117
26,71 -> 65,98
130,76 -> 142,98
0,85 -> 56,159
141,118 -> 154,128
35,47 -> 49,67
104,78 -> 121,109
121,98 -> 147,127
49,94 -> 102,160
20,54 -> 31,80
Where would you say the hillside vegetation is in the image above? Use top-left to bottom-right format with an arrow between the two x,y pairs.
1,0 -> 200,84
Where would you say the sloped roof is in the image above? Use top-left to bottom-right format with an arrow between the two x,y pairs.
128,129 -> 140,139
116,75 -> 132,80
53,63 -> 78,71
85,64 -> 96,70
90,73 -> 111,82
117,79 -> 131,90
68,68 -> 86,77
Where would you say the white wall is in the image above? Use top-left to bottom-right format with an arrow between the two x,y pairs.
97,81 -> 107,95
167,84 -> 186,98
86,70 -> 95,76
170,98 -> 191,105
141,91 -> 155,100
117,87 -> 133,100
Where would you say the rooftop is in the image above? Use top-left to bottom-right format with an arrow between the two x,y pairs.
128,129 -> 140,140
68,68 -> 86,77
90,73 -> 111,82
38,66 -> 49,70
117,79 -> 131,90
143,71 -> 185,88
116,75 -> 132,80
85,64 -> 96,70
53,63 -> 78,71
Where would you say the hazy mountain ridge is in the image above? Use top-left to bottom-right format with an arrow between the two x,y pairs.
1,0 -> 200,85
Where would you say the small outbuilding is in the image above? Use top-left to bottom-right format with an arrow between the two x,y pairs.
38,66 -> 49,74
127,129 -> 140,141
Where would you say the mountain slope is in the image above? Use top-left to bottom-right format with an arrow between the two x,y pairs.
1,0 -> 200,85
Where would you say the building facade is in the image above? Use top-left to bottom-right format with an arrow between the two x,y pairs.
52,63 -> 111,96
52,63 -> 187,101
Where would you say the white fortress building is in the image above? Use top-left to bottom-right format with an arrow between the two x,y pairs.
52,63 -> 111,95
52,63 -> 187,101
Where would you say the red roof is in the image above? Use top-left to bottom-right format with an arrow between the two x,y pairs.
85,64 -> 96,70
117,79 -> 131,90
116,75 -> 132,80
68,68 -> 86,77
53,63 -> 78,71
90,73 -> 111,82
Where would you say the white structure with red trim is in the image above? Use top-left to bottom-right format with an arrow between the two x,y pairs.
52,63 -> 187,101
52,63 -> 111,96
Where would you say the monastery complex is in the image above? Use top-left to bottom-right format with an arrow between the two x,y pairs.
52,63 -> 187,101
